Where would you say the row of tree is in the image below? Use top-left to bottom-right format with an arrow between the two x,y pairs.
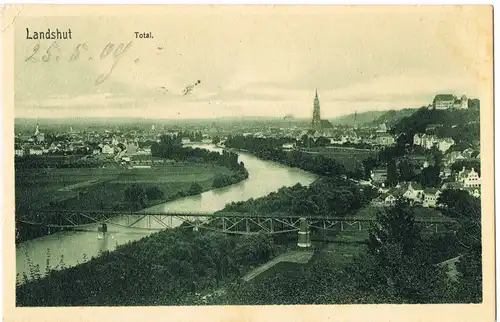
123,184 -> 206,210
152,135 -> 244,171
220,178 -> 377,218
224,135 -> 361,178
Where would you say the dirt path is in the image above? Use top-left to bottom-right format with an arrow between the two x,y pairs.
242,249 -> 314,282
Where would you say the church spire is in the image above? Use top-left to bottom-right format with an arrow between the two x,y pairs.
311,89 -> 322,133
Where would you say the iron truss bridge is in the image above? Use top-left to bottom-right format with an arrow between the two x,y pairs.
16,210 -> 456,235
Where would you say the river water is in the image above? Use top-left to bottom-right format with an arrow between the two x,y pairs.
16,145 -> 317,280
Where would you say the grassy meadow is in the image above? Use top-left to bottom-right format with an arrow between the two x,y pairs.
15,163 -> 235,213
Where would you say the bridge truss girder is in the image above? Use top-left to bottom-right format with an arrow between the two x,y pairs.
16,211 -> 455,235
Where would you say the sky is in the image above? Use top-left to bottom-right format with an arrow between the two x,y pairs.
14,6 -> 491,119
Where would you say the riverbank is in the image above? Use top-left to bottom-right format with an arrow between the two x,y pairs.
16,162 -> 249,242
16,146 -> 317,287
16,229 -> 287,306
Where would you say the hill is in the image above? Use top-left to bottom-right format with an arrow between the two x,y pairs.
391,104 -> 480,148
330,111 -> 387,126
370,108 -> 418,126
330,109 -> 418,127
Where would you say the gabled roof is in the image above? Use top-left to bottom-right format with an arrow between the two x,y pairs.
442,182 -> 463,190
434,94 -> 455,101
388,187 -> 406,197
408,182 -> 423,190
423,188 -> 440,195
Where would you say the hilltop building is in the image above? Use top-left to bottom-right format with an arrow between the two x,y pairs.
433,94 -> 468,110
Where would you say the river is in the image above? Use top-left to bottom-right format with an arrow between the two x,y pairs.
16,145 -> 317,280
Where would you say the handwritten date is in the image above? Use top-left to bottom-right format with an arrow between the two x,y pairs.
24,41 -> 133,86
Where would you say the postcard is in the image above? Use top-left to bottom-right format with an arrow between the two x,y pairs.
2,4 -> 495,322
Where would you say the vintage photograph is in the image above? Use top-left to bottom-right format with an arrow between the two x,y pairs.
8,5 -> 493,311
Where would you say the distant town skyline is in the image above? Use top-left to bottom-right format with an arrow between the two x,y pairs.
14,7 -> 487,119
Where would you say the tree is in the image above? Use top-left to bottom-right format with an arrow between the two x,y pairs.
398,159 -> 416,182
386,159 -> 398,187
124,184 -> 148,209
188,182 -> 203,195
362,156 -> 379,179
146,186 -> 164,200
368,199 -> 419,256
419,166 -> 441,188
359,198 -> 450,303
438,189 -> 482,303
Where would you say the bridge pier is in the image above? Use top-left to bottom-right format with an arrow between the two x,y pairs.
297,217 -> 311,248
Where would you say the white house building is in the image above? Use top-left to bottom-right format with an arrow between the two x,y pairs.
457,167 -> 481,188
102,144 -> 115,155
423,188 -> 441,208
29,146 -> 44,156
438,138 -> 455,153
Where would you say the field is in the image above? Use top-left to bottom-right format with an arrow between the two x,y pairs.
301,146 -> 376,171
15,164 -> 234,213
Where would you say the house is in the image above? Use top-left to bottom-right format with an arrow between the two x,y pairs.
282,143 -> 296,151
454,95 -> 468,109
14,148 -> 25,157
102,144 -> 114,155
464,187 -> 481,198
35,133 -> 45,143
376,134 -> 395,146
401,182 -> 424,203
462,148 -> 476,158
125,143 -> 138,156
433,94 -> 455,109
438,138 -> 455,153
440,167 -> 452,178
371,168 -> 387,186
376,122 -> 388,133
444,151 -> 465,165
181,137 -> 191,144
384,194 -> 397,206
457,167 -> 481,187
423,188 -> 441,208
29,146 -> 43,156
413,134 -> 439,149
441,181 -> 463,190
425,124 -> 443,133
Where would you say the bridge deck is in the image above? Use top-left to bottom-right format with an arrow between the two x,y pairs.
17,209 -> 456,224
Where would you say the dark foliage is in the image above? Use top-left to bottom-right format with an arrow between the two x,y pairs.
16,229 -> 280,306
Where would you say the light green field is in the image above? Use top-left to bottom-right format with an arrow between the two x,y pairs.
15,164 -> 234,213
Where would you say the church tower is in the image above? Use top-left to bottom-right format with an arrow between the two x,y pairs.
311,89 -> 322,133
